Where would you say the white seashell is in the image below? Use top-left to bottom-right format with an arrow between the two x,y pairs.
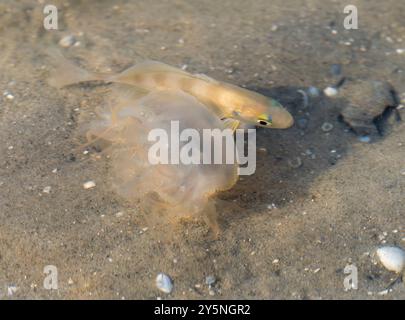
3,91 -> 14,100
376,246 -> 405,273
155,273 -> 173,294
323,86 -> 338,97
83,181 -> 96,189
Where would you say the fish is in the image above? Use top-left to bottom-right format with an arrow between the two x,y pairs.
48,51 -> 294,131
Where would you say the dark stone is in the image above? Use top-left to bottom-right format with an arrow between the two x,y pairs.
339,80 -> 398,136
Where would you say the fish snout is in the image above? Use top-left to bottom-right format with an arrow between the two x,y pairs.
271,109 -> 294,129
284,112 -> 294,128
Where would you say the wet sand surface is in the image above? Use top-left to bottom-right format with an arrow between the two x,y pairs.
0,0 -> 404,299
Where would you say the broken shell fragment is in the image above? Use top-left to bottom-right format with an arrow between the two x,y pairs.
376,246 -> 405,273
205,275 -> 216,286
59,35 -> 76,48
321,122 -> 334,132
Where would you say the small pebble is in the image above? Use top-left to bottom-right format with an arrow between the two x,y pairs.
59,35 -> 76,48
323,87 -> 338,97
297,118 -> 308,129
115,211 -> 124,217
308,86 -> 320,97
42,186 -> 51,194
400,169 -> 405,176
155,273 -> 173,294
267,203 -> 277,210
396,48 -> 405,54
321,122 -> 334,132
330,64 -> 342,76
83,181 -> 96,189
358,135 -> 371,143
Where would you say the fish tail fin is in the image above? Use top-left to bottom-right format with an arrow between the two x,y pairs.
47,48 -> 112,88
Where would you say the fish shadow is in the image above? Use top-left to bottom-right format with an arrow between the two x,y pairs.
218,84 -> 400,227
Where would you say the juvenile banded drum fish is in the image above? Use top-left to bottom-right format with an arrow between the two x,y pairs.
49,51 -> 294,131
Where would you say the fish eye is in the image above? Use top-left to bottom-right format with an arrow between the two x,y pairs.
257,119 -> 271,126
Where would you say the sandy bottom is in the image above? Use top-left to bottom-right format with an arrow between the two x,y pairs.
0,0 -> 404,299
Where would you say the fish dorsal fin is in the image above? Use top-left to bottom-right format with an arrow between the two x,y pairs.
116,60 -> 220,85
191,73 -> 219,84
116,60 -> 192,79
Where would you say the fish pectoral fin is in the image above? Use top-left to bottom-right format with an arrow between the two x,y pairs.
222,118 -> 240,132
